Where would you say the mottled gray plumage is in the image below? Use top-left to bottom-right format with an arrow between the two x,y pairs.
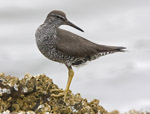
36,10 -> 125,67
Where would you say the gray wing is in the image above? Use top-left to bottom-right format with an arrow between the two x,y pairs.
56,28 -> 125,57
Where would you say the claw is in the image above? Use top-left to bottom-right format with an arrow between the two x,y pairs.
50,89 -> 64,98
50,90 -> 68,102
51,92 -> 64,98
50,89 -> 64,93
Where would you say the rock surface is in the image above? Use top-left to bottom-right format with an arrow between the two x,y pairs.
0,73 -> 149,114
0,73 -> 107,114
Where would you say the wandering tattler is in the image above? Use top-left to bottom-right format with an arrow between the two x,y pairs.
35,10 -> 126,101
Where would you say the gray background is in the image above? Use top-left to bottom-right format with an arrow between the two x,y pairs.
0,0 -> 150,112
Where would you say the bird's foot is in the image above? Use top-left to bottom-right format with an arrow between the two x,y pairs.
51,89 -> 64,97
51,89 -> 69,102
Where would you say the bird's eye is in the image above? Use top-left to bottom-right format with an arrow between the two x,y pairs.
56,15 -> 65,20
56,15 -> 60,18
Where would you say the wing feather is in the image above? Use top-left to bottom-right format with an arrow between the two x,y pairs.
56,28 -> 126,57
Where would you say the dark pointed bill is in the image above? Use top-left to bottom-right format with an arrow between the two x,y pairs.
66,20 -> 84,32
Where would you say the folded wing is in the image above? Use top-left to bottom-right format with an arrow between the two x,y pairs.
56,28 -> 126,58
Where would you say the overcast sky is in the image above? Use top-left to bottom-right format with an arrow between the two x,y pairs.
0,0 -> 150,112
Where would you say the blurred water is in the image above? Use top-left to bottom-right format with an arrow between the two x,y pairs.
0,0 -> 150,112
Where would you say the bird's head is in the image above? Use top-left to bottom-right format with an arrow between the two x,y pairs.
44,10 -> 84,32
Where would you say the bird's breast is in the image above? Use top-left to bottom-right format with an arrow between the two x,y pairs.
35,24 -> 57,56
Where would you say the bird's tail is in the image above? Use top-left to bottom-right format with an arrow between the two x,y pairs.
110,46 -> 126,52
97,44 -> 126,52
84,45 -> 126,62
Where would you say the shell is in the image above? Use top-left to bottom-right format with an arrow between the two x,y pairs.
0,73 -> 146,114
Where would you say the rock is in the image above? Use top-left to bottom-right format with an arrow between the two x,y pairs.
0,73 -> 107,114
0,73 -> 149,114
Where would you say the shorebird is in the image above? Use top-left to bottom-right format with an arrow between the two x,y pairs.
35,10 -> 126,101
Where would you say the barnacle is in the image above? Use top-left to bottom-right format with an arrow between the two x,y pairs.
0,73 -> 147,114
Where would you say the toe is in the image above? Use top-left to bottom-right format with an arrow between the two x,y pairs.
51,92 -> 64,98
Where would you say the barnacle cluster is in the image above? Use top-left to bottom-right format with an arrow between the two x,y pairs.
0,73 -> 149,114
0,73 -> 108,114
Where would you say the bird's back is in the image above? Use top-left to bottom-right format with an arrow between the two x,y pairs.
56,28 -> 125,58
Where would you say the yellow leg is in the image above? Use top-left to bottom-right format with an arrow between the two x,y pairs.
64,68 -> 74,101
51,67 -> 74,102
